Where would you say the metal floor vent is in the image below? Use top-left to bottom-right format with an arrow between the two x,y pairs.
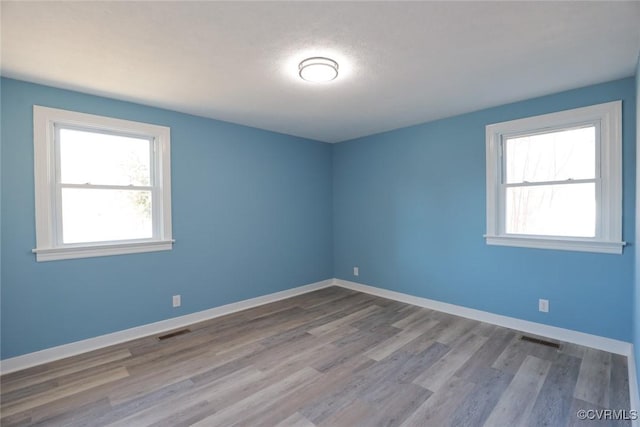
158,329 -> 191,340
520,335 -> 561,349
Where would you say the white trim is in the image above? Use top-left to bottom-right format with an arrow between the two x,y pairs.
484,235 -> 625,254
0,279 -> 333,375
334,279 -> 632,355
485,100 -> 623,254
33,105 -> 173,262
32,239 -> 175,261
629,348 -> 640,427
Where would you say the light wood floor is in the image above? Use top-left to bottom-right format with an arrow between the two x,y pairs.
0,286 -> 631,426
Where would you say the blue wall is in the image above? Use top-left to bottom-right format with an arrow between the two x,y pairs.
0,78 -> 334,359
333,78 -> 636,342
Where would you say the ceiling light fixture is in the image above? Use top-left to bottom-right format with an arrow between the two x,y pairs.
298,57 -> 339,82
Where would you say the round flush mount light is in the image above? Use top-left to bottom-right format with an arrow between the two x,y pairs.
298,57 -> 339,82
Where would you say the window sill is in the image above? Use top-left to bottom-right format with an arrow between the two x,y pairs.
32,240 -> 174,262
484,235 -> 625,254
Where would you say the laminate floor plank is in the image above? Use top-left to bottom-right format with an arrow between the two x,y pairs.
1,349 -> 132,395
315,400 -> 374,427
391,341 -> 451,384
0,287 -> 630,426
275,412 -> 316,427
561,342 -> 587,359
455,327 -> 515,383
307,305 -> 381,336
191,367 -> 322,427
349,301 -> 413,331
312,326 -> 398,373
609,354 -> 630,413
470,322 -> 498,338
299,363 -> 390,424
483,355 -> 551,427
106,366 -> 265,427
255,327 -> 361,373
413,333 -> 487,391
237,367 -> 363,427
359,343 -> 449,406
574,348 -> 612,408
390,307 -> 431,329
172,361 -> 346,427
492,334 -> 559,375
293,287 -> 360,310
401,375 -> 476,427
257,296 -> 384,349
56,380 -> 194,427
432,317 -> 480,345
449,367 -> 512,427
364,329 -> 424,361
526,353 -> 582,427
0,381 -> 59,406
7,375 -> 129,425
1,367 -> 129,419
107,341 -> 264,405
30,397 -> 113,427
362,383 -> 433,427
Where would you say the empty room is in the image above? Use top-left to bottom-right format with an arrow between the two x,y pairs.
1,1 -> 640,426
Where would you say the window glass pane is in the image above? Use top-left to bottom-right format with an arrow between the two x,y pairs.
505,183 -> 595,237
59,128 -> 151,186
505,126 -> 595,184
61,188 -> 152,243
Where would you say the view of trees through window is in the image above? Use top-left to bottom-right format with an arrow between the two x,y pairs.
58,128 -> 153,244
504,126 -> 596,237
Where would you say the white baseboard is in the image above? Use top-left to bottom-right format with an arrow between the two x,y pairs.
0,279 -> 334,375
334,279 -> 632,356
629,348 -> 640,427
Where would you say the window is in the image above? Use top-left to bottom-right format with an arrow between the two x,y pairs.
485,101 -> 623,254
33,106 -> 173,261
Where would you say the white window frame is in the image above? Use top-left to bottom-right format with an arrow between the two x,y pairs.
32,106 -> 173,261
485,101 -> 624,254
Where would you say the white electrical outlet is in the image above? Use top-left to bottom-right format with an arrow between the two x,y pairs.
538,299 -> 549,313
353,266 -> 359,276
173,295 -> 181,308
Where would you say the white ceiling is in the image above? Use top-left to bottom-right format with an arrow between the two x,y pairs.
2,1 -> 639,143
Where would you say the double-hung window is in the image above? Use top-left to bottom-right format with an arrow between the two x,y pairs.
33,106 -> 173,261
485,101 -> 623,254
